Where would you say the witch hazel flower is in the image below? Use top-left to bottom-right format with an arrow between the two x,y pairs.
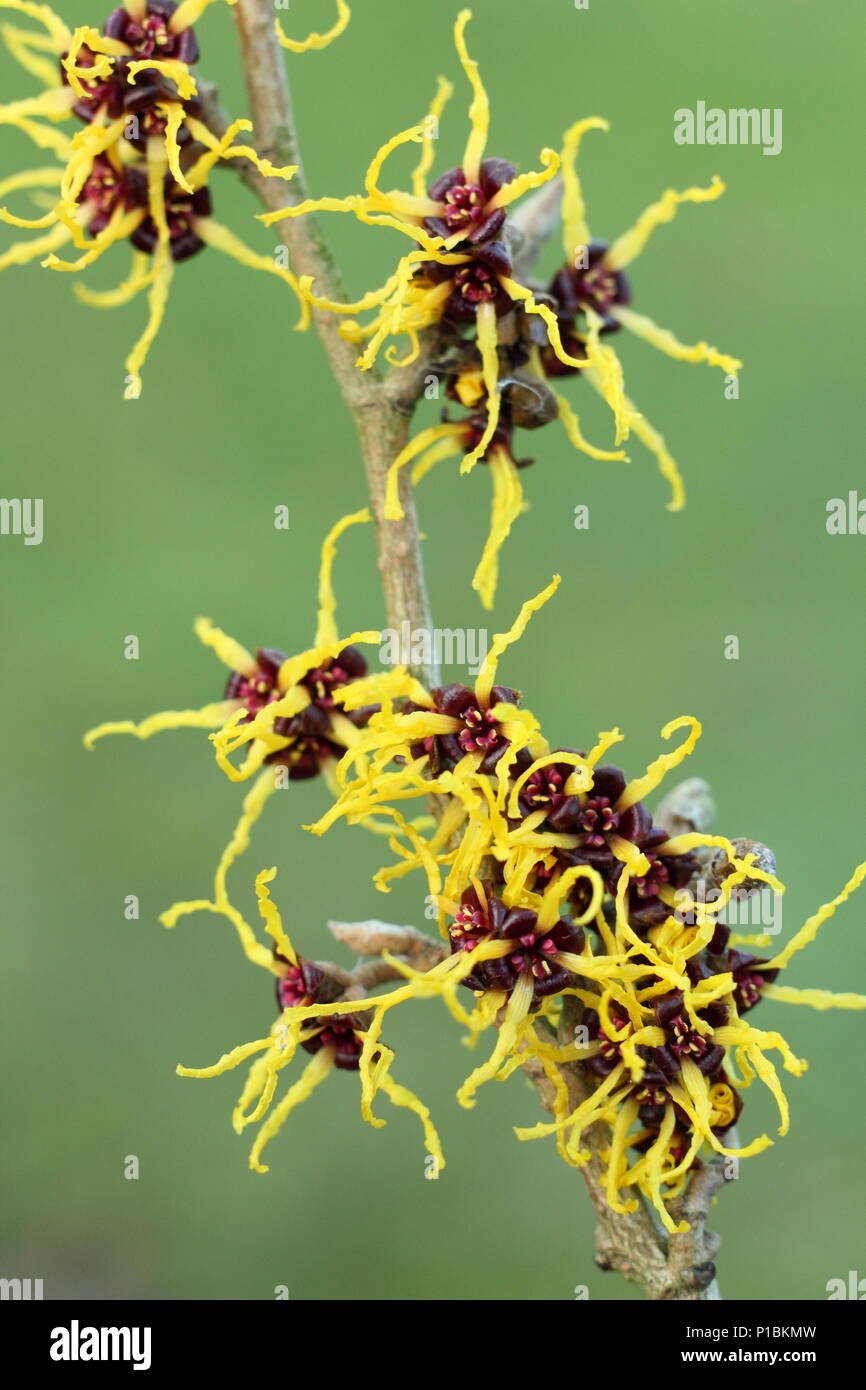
540,117 -> 741,509
0,0 -> 359,391
176,866 -> 445,1174
84,509 -> 408,962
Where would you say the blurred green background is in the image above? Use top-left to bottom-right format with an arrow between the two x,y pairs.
1,0 -> 863,1302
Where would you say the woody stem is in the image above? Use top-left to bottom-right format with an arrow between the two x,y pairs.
231,0 -> 440,687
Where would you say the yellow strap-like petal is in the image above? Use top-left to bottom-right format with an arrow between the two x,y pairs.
169,0 -> 236,33
195,217 -> 310,330
475,574 -> 560,707
459,298 -> 501,474
83,701 -> 234,749
472,444 -> 523,611
488,148 -> 559,211
274,0 -> 350,53
453,8 -> 488,183
767,860 -> 866,970
248,1047 -> 334,1173
411,75 -> 454,198
315,507 -> 371,647
614,304 -> 741,374
560,116 -> 608,256
617,715 -> 702,811
0,217 -> 67,269
556,391 -> 628,462
607,176 -> 726,270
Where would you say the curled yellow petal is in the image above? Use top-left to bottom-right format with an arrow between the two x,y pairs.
607,176 -> 726,270
274,0 -> 350,53
315,507 -> 371,647
560,116 -> 608,257
614,304 -> 741,375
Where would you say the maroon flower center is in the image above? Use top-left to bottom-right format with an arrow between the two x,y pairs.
574,263 -> 621,315
598,1014 -> 630,1061
453,262 -> 499,304
123,14 -> 173,57
80,158 -> 132,223
276,965 -> 311,1010
633,857 -> 670,899
305,662 -> 348,709
233,672 -> 280,718
440,182 -> 485,231
736,973 -> 764,1010
524,766 -> 566,809
667,1018 -> 710,1060
316,1017 -> 363,1058
450,905 -> 487,950
164,191 -> 198,238
509,931 -> 558,979
458,704 -> 501,753
579,795 -> 619,846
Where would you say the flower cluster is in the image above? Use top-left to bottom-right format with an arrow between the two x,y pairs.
259,9 -> 739,605
174,575 -> 866,1225
83,507 -> 414,959
71,8 -> 862,1243
0,0 -> 351,392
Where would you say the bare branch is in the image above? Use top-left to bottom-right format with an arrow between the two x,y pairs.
227,4 -> 441,685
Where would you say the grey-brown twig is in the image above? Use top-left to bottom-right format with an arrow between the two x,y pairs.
228,1 -> 439,687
